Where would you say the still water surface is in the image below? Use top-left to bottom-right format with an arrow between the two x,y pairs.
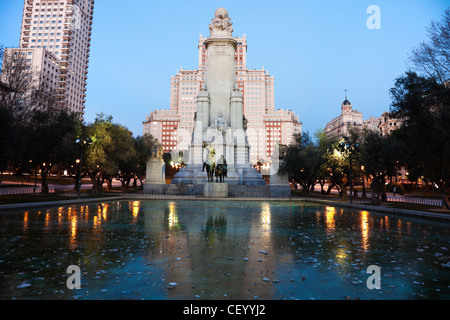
0,200 -> 449,300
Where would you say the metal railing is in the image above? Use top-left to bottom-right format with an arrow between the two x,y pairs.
0,187 -> 56,196
387,196 -> 442,207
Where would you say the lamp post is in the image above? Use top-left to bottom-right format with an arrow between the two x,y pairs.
75,137 -> 92,199
339,141 -> 359,203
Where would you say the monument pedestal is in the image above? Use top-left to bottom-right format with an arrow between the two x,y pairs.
204,183 -> 228,198
268,160 -> 291,198
143,159 -> 166,193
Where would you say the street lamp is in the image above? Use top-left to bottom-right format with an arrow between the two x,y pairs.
75,137 -> 92,199
338,141 -> 359,203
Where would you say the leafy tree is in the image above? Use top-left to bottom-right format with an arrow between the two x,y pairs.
84,114 -> 136,193
17,106 -> 80,193
390,72 -> 450,209
359,130 -> 407,204
280,132 -> 321,193
314,129 -> 334,194
321,140 -> 348,198
132,134 -> 157,187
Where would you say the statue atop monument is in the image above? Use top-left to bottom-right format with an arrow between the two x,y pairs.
151,140 -> 164,160
213,111 -> 228,135
209,7 -> 233,37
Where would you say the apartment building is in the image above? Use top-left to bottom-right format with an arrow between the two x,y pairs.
13,0 -> 95,114
324,95 -> 403,139
144,34 -> 301,163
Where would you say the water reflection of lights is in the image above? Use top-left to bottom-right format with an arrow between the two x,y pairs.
23,211 -> 29,230
384,216 -> 389,231
93,215 -> 100,229
45,211 -> 50,229
129,201 -> 140,224
69,212 -> 78,250
325,207 -> 336,231
58,207 -> 64,226
168,202 -> 179,230
261,203 -> 271,231
361,211 -> 370,250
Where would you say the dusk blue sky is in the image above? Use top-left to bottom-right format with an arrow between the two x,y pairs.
1,1 -> 449,137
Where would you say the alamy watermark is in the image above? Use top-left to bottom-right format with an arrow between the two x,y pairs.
68,4 -> 82,31
366,265 -> 381,290
367,5 -> 381,30
66,265 -> 81,290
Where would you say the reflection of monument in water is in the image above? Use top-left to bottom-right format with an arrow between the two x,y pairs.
171,8 -> 265,186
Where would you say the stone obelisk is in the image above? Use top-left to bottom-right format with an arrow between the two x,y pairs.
204,7 -> 237,127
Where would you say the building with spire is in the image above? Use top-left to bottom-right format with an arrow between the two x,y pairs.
324,92 -> 363,138
324,91 -> 404,139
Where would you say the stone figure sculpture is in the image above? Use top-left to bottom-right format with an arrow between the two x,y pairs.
151,140 -> 164,160
214,111 -> 228,135
243,115 -> 248,131
209,7 -> 233,36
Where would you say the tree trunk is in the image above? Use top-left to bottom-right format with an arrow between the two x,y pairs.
89,172 -> 102,195
340,182 -> 348,200
438,182 -> 450,210
41,170 -> 49,194
33,166 -> 38,194
73,174 -> 80,192
380,177 -> 387,202
319,180 -> 324,194
371,180 -> 380,205
106,178 -> 112,191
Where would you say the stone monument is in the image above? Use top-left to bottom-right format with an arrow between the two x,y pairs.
143,141 -> 166,192
268,142 -> 291,197
171,8 -> 265,189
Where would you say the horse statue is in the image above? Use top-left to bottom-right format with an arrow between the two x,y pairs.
202,142 -> 216,182
215,155 -> 227,183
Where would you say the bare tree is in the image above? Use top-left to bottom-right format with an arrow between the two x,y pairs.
0,47 -> 57,124
410,9 -> 450,84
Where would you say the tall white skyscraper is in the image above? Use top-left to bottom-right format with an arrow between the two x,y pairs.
14,0 -> 95,115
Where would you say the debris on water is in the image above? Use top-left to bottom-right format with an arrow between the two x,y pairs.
262,278 -> 270,282
17,283 -> 31,289
168,282 -> 177,290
